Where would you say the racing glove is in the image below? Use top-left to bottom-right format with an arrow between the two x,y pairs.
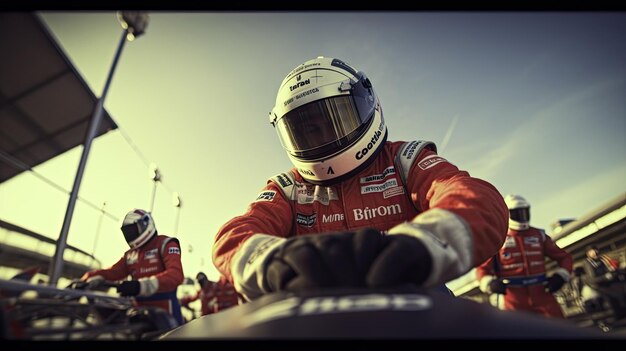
544,274 -> 565,293
488,279 -> 507,294
117,280 -> 141,297
264,228 -> 392,292
231,227 -> 430,300
76,275 -> 105,290
263,227 -> 434,292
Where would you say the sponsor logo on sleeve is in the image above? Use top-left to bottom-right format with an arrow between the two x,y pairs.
402,141 -> 420,160
417,155 -> 447,170
168,247 -> 181,255
276,173 -> 293,187
255,190 -> 277,202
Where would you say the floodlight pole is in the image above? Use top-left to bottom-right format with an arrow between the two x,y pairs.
48,12 -> 149,286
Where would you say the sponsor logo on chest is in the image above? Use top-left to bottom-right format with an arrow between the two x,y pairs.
524,236 -> 541,247
503,236 -> 517,248
360,167 -> 404,199
295,184 -> 338,206
296,213 -> 317,227
126,250 -> 139,265
144,248 -> 157,259
353,204 -> 402,221
322,213 -> 345,224
140,266 -> 159,274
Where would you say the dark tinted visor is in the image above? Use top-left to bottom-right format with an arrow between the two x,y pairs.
509,208 -> 530,222
121,217 -> 148,243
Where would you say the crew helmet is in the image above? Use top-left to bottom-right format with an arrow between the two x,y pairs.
120,209 -> 157,249
196,272 -> 207,282
269,56 -> 387,185
504,194 -> 531,230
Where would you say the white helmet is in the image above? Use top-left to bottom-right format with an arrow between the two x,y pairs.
121,209 -> 157,249
504,194 -> 531,230
269,56 -> 387,185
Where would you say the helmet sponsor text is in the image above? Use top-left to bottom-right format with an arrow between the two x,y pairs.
356,129 -> 382,160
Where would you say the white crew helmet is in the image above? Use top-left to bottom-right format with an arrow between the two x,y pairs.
504,194 -> 531,230
269,56 -> 387,185
120,208 -> 157,249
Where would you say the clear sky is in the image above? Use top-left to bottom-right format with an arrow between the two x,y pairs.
0,11 -> 625,284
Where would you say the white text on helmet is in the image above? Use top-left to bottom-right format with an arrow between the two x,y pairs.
356,129 -> 382,160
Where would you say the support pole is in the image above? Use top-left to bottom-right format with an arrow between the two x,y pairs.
48,30 -> 128,286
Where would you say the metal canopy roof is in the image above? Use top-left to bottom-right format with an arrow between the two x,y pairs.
0,12 -> 118,184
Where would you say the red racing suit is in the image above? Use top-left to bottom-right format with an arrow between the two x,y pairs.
181,281 -> 217,316
82,235 -> 185,325
213,275 -> 240,312
476,226 -> 573,318
180,275 -> 239,315
213,140 -> 508,298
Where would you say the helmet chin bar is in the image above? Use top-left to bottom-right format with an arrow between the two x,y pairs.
509,219 -> 530,231
129,228 -> 156,249
287,109 -> 386,185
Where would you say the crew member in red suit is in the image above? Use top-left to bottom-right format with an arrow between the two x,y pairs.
212,56 -> 509,301
81,208 -> 185,325
213,274 -> 240,312
476,194 -> 572,318
181,272 -> 217,316
181,273 -> 240,316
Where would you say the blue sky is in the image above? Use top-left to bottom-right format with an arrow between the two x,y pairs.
0,12 -> 624,283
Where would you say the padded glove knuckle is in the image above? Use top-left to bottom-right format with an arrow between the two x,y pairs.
366,234 -> 431,287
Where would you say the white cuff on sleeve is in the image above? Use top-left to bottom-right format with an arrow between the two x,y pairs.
138,276 -> 159,296
230,234 -> 287,301
479,275 -> 496,293
387,208 -> 473,287
86,275 -> 104,283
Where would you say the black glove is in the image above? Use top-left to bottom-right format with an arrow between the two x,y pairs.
365,233 -> 431,287
545,274 -> 565,293
72,278 -> 104,290
117,280 -> 141,296
71,280 -> 90,290
264,227 -> 431,292
488,279 -> 507,294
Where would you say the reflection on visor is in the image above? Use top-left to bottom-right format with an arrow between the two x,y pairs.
277,96 -> 359,151
276,94 -> 374,159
